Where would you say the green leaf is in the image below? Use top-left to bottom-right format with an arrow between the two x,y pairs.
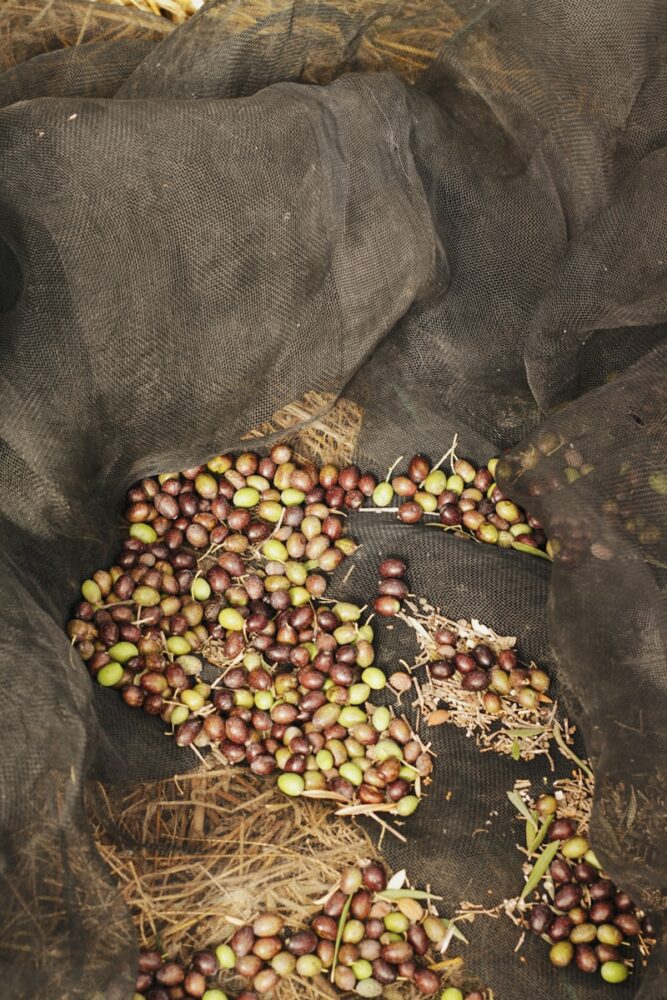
520,840 -> 561,900
528,814 -> 555,854
526,818 -> 538,849
444,919 -> 469,944
510,540 -> 553,561
511,740 -> 521,761
331,893 -> 352,981
504,726 -> 548,736
379,889 -> 441,901
506,791 -> 537,827
552,722 -> 594,780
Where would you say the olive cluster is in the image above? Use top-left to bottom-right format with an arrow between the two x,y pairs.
174,632 -> 429,814
373,558 -> 409,619
373,455 -> 548,556
299,861 -> 444,996
134,864 -> 489,1000
424,628 -> 550,710
526,795 -> 652,984
67,450 -> 430,814
135,946 -> 224,1000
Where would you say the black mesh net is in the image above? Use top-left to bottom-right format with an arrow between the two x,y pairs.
0,0 -> 665,997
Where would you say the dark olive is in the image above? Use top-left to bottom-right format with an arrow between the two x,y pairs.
286,930 -> 318,956
461,669 -> 490,691
429,659 -> 455,679
554,883 -> 582,911
472,643 -> 496,668
548,818 -> 576,841
379,558 -> 407,578
414,967 -> 440,994
590,878 -> 616,901
380,941 -> 413,964
549,859 -> 573,883
362,864 -> 387,892
528,905 -> 553,935
231,926 -> 256,957
614,913 -> 641,937
371,958 -> 397,984
454,653 -> 477,675
406,923 -> 429,955
573,862 -> 597,884
575,944 -> 599,974
549,915 -> 573,941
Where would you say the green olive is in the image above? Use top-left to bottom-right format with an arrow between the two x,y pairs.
423,469 -> 447,494
281,488 -> 306,506
334,602 -> 362,622
371,707 -> 391,732
170,705 -> 190,726
561,836 -> 589,859
271,951 -> 297,977
217,608 -> 245,631
597,924 -> 623,947
373,739 -> 403,760
338,706 -> 367,728
108,641 -> 139,663
415,491 -> 438,512
262,539 -> 289,562
361,667 -> 386,690
383,912 -> 409,933
277,773 -> 305,797
129,523 -> 158,544
396,795 -> 420,816
355,980 -> 383,998
600,961 -> 629,984
166,636 -> 191,655
258,500 -> 283,522
351,959 -> 373,980
133,585 -> 161,607
342,919 -> 366,944
347,683 -> 371,705
96,662 -> 124,687
191,578 -> 212,601
296,954 -> 322,977
233,486 -> 260,508
194,473 -> 218,498
339,762 -> 363,786
372,482 -> 394,507
81,579 -> 102,605
180,689 -> 205,711
549,941 -> 574,967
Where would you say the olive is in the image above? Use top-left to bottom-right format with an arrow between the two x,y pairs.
527,905 -> 553,935
575,944 -> 599,974
554,883 -> 582,911
286,929 -> 318,955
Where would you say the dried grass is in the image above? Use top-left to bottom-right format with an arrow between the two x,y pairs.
89,765 -> 454,998
400,598 -> 577,765
90,766 -> 376,998
242,391 -> 363,467
69,0 -> 463,85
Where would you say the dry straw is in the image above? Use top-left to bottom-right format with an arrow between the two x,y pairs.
89,767 -> 435,999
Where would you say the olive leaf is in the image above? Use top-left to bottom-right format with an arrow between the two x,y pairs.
520,840 -> 561,900
330,894 -> 352,982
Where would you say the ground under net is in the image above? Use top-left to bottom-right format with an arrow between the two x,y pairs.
0,0 -> 665,998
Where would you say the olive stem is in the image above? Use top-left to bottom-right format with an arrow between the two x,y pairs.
330,894 -> 352,982
430,432 -> 459,474
384,455 -> 404,482
553,722 -> 594,779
